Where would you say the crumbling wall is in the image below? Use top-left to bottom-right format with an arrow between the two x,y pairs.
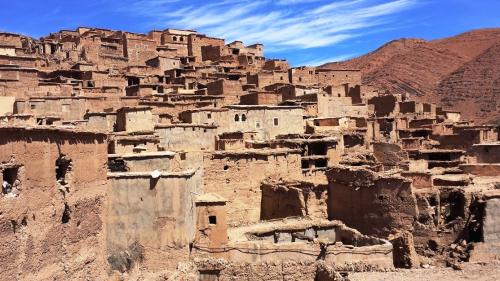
326,165 -> 418,236
0,127 -> 108,280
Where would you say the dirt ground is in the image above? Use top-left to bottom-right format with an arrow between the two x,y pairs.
349,262 -> 500,281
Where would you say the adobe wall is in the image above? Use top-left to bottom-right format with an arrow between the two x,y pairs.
188,35 -> 225,61
116,108 -> 154,133
155,125 -> 217,151
123,36 -> 157,65
107,170 -> 201,271
0,127 -> 108,280
260,182 -> 328,220
220,107 -> 304,140
203,151 -> 302,225
368,95 -> 398,117
326,165 -> 418,236
473,144 -> 500,163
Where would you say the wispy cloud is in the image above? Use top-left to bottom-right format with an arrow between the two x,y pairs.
298,53 -> 358,67
120,0 -> 418,62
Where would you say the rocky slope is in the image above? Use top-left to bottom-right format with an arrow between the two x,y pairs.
323,29 -> 500,124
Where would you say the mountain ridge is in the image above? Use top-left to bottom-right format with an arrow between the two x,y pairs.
322,28 -> 500,124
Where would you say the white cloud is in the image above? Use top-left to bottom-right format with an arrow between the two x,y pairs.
298,54 -> 358,67
124,0 -> 417,51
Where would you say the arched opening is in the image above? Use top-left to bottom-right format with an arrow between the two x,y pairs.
173,36 -> 177,42
241,114 -> 247,121
234,114 -> 240,122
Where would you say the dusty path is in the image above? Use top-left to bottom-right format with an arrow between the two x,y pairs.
349,262 -> 500,281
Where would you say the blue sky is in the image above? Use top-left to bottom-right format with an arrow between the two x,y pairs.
1,0 -> 500,66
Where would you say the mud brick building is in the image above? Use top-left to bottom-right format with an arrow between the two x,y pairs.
0,26 -> 499,280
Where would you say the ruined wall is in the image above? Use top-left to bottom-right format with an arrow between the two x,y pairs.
0,127 -> 108,280
326,166 -> 418,236
260,182 -> 328,220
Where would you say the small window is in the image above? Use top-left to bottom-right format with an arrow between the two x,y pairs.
273,117 -> 279,126
55,155 -> 72,186
173,36 -> 177,42
30,104 -> 36,110
209,215 -> 217,225
2,167 -> 18,194
180,36 -> 184,42
234,114 -> 240,122
207,113 -> 212,119
255,121 -> 261,129
280,76 -> 283,81
241,114 -> 246,121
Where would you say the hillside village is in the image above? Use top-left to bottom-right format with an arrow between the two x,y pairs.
0,27 -> 499,280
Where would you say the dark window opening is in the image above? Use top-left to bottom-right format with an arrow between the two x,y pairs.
50,44 -> 57,54
108,158 -> 128,172
173,36 -> 177,42
232,49 -> 240,55
128,77 -> 139,86
86,80 -> 95,88
428,153 -> 452,161
223,165 -> 229,171
209,215 -> 217,225
315,158 -> 327,168
61,203 -> 71,224
30,104 -> 36,110
180,153 -> 187,160
309,143 -> 327,155
234,114 -> 240,122
55,155 -> 72,186
180,36 -> 184,42
241,114 -> 247,121
2,167 -> 18,194
207,113 -> 212,119
273,117 -> 279,126
301,160 -> 309,169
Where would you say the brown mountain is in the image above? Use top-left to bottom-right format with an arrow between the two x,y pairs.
323,28 -> 500,124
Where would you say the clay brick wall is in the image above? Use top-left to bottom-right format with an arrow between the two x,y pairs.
0,33 -> 23,48
123,36 -> 157,66
203,151 -> 302,226
188,35 -> 225,61
0,127 -> 108,280
326,165 -> 418,236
